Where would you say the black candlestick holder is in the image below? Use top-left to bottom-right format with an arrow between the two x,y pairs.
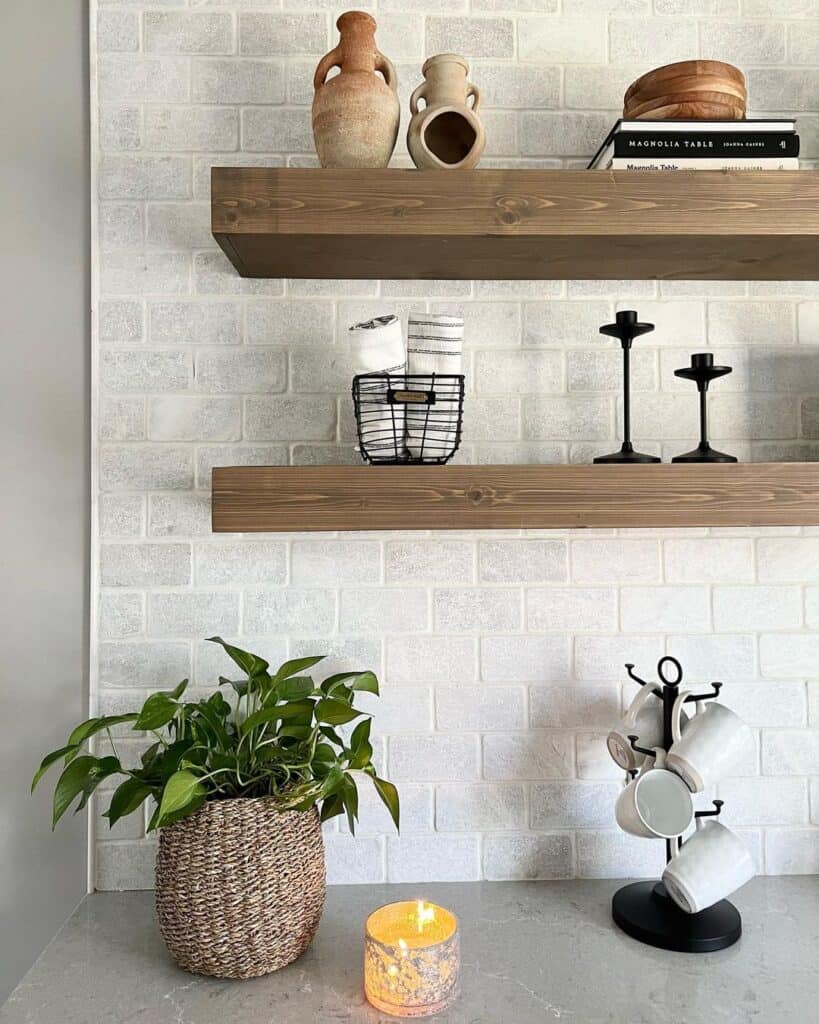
672,353 -> 737,464
594,310 -> 661,465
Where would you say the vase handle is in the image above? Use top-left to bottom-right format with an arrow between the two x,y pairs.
375,51 -> 398,93
409,82 -> 427,114
314,46 -> 342,90
467,82 -> 481,113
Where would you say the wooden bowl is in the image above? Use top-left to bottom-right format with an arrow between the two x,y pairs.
624,60 -> 746,120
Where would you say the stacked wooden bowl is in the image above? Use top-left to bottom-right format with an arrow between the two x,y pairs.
624,60 -> 746,121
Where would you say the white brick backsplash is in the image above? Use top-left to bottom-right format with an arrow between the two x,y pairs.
531,782 -> 619,829
145,107 -> 238,152
621,586 -> 711,633
482,635 -> 571,683
149,493 -> 212,538
101,350 -> 192,393
765,830 -> 819,875
484,833 -> 574,881
238,13 -> 328,56
101,542 -> 191,587
434,588 -> 520,633
148,396 -> 241,441
480,540 -> 568,583
195,350 -> 286,394
99,592 -> 144,641
144,13 -> 235,54
244,588 -> 336,635
437,783 -> 526,831
436,686 -> 525,732
196,541 -> 287,586
341,589 -> 429,633
519,16 -> 607,63
193,59 -> 285,104
291,540 -> 380,585
718,779 -> 808,826
92,3 -> 819,890
99,56 -> 189,103
100,445 -> 193,491
387,541 -> 474,585
387,836 -> 480,883
484,731 -> 574,780
150,591 -> 240,637
530,685 -> 621,729
664,539 -> 754,583
714,586 -> 803,631
527,587 -> 617,633
387,636 -> 477,683
324,836 -> 384,885
99,641 -> 190,689
577,831 -> 665,879
390,734 -> 480,782
763,730 -> 819,775
150,302 -> 240,346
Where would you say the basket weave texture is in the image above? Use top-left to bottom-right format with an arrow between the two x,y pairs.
155,799 -> 326,979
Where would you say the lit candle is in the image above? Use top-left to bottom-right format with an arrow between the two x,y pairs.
364,900 -> 460,1017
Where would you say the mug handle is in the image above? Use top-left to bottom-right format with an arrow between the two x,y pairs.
466,82 -> 481,112
670,689 -> 692,745
375,51 -> 398,93
410,82 -> 427,114
623,681 -> 658,727
313,46 -> 342,90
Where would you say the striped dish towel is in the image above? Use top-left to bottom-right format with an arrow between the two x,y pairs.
406,313 -> 464,459
349,314 -> 407,460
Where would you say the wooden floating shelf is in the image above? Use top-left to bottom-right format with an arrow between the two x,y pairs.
212,463 -> 819,533
212,167 -> 819,281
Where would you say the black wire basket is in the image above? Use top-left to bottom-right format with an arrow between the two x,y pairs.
352,373 -> 465,465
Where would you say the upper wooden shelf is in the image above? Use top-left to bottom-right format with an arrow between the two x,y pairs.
212,168 -> 819,281
212,463 -> 819,533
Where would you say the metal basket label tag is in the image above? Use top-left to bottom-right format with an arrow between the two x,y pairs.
388,389 -> 436,405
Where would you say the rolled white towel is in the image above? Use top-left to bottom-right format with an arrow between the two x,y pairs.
349,314 -> 407,461
406,313 -> 464,460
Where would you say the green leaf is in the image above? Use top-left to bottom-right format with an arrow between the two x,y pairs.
105,777 -> 154,827
65,714 -> 140,759
240,700 -> 314,737
155,770 -> 206,828
341,775 -> 359,835
321,671 -> 378,696
219,676 -> 248,699
32,745 -> 80,793
75,757 -> 122,813
208,637 -> 269,678
372,777 -> 400,831
278,676 -> 315,701
320,765 -> 345,799
315,698 -> 366,727
134,692 -> 179,732
274,656 -> 325,683
169,679 -> 189,701
147,791 -> 206,833
313,742 -> 337,764
52,756 -> 100,828
320,792 -> 344,823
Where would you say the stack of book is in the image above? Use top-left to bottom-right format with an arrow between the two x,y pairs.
588,118 -> 799,171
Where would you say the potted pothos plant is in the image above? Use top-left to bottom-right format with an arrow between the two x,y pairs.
33,637 -> 399,980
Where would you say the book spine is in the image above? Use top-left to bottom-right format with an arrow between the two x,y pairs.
620,120 -> 795,133
610,158 -> 800,170
613,132 -> 799,158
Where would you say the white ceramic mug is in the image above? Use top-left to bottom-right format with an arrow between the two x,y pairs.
663,818 -> 755,915
615,748 -> 695,839
666,690 -> 754,793
607,685 -> 665,772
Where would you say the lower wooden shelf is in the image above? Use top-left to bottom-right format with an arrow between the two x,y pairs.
211,463 -> 819,532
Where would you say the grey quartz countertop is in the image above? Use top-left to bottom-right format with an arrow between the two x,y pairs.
2,877 -> 817,1024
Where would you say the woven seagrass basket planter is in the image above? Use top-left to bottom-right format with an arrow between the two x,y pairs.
155,799 -> 326,979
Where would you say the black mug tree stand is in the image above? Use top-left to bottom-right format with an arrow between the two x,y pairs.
594,310 -> 660,465
611,656 -> 743,953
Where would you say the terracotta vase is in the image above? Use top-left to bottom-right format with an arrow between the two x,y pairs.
407,54 -> 485,171
312,11 -> 399,169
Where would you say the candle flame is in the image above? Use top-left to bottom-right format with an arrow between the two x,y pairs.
416,900 -> 435,933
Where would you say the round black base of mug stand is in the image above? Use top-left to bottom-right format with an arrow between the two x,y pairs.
612,881 -> 742,953
671,443 -> 737,464
594,445 -> 661,465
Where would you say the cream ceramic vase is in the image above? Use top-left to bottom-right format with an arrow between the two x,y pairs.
407,54 -> 485,171
312,11 -> 399,169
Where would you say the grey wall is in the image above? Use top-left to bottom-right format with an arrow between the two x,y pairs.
0,0 -> 89,1003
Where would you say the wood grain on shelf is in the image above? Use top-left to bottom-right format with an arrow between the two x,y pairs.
212,463 -> 819,532
211,167 -> 819,280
